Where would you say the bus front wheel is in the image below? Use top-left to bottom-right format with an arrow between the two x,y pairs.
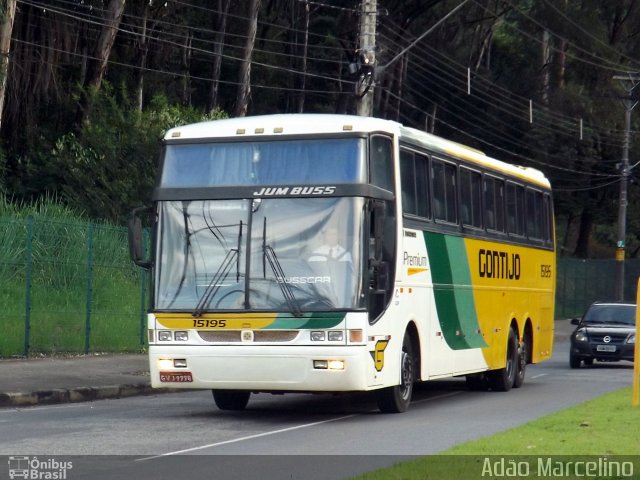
375,332 -> 415,413
212,390 -> 251,410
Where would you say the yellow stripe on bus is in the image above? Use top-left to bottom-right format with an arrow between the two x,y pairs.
154,312 -> 278,330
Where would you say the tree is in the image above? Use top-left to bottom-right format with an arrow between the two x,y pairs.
76,0 -> 126,128
0,0 -> 17,131
235,0 -> 261,117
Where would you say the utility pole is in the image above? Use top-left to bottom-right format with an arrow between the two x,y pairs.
613,73 -> 640,301
356,0 -> 376,117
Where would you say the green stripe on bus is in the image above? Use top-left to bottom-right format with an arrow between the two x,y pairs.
267,312 -> 346,329
424,232 -> 486,350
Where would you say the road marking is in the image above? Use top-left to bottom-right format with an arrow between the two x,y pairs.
531,374 -> 547,379
412,391 -> 462,405
136,414 -> 358,460
0,403 -> 92,414
136,391 -> 464,461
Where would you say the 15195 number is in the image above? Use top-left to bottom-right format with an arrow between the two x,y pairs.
192,319 -> 227,328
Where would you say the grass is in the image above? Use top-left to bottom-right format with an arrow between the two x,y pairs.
351,387 -> 640,479
0,197 -> 147,357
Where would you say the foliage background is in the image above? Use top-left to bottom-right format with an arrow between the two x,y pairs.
1,0 -> 640,258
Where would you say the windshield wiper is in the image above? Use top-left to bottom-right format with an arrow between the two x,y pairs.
192,221 -> 243,317
262,218 -> 302,317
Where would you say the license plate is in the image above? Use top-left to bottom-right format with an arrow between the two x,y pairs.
159,372 -> 193,383
596,345 -> 616,352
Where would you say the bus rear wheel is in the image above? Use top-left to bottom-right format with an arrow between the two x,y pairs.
376,332 -> 415,413
212,390 -> 251,410
513,330 -> 529,388
487,327 -> 518,392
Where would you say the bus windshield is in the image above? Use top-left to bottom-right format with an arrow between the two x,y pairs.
161,138 -> 367,187
156,197 -> 365,312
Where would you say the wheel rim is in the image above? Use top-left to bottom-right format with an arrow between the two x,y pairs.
399,350 -> 413,400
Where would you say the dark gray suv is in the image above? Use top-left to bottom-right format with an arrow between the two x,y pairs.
569,302 -> 636,368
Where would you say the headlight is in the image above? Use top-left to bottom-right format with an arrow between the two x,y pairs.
158,331 -> 172,342
627,334 -> 635,344
310,331 -> 326,341
575,330 -> 588,342
328,331 -> 344,342
174,331 -> 188,341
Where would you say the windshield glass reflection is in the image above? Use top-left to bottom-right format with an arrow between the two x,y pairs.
155,198 -> 365,312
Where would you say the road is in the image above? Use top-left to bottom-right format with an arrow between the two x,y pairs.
0,337 -> 633,480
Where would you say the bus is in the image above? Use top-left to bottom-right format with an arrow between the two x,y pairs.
128,114 -> 555,413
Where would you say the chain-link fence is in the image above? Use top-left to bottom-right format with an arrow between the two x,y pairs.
555,256 -> 640,319
0,216 -> 148,357
1,215 -> 638,357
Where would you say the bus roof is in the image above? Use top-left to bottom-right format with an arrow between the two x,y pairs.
164,114 -> 400,140
399,125 -> 551,189
165,114 -> 550,189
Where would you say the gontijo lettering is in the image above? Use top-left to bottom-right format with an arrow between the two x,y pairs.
478,249 -> 521,279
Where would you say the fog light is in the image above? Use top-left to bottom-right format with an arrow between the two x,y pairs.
349,329 -> 363,343
158,358 -> 173,370
311,331 -> 326,342
328,360 -> 345,370
328,331 -> 344,342
313,360 -> 328,369
158,331 -> 172,342
173,359 -> 187,368
174,331 -> 188,341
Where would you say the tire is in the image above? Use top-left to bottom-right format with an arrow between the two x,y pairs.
569,352 -> 582,369
513,331 -> 528,389
212,390 -> 251,411
376,332 -> 415,413
487,327 -> 518,392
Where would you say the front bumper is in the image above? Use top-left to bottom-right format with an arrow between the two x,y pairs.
149,344 -> 372,392
571,342 -> 635,361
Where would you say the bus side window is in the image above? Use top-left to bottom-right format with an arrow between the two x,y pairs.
400,149 -> 429,218
484,175 -> 505,233
543,193 -> 553,244
432,158 -> 457,223
370,136 -> 394,193
460,167 -> 482,228
506,182 -> 525,236
526,189 -> 543,240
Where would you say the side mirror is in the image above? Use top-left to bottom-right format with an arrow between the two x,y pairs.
570,318 -> 580,326
128,207 -> 152,269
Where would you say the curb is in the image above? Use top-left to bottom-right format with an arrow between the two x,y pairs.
0,383 -> 172,408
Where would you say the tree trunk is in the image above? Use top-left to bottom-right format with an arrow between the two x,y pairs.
180,30 -> 193,106
208,0 -> 231,113
573,208 -> 593,258
76,0 -> 126,128
134,1 -> 149,112
296,0 -> 309,113
235,0 -> 261,117
0,0 -> 17,131
540,30 -> 551,105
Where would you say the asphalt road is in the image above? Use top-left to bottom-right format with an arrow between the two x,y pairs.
0,338 -> 634,480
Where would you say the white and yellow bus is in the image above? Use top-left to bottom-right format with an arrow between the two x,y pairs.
129,114 -> 555,413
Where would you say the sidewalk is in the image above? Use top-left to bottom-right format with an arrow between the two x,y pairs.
0,353 -> 155,407
0,320 -> 576,408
